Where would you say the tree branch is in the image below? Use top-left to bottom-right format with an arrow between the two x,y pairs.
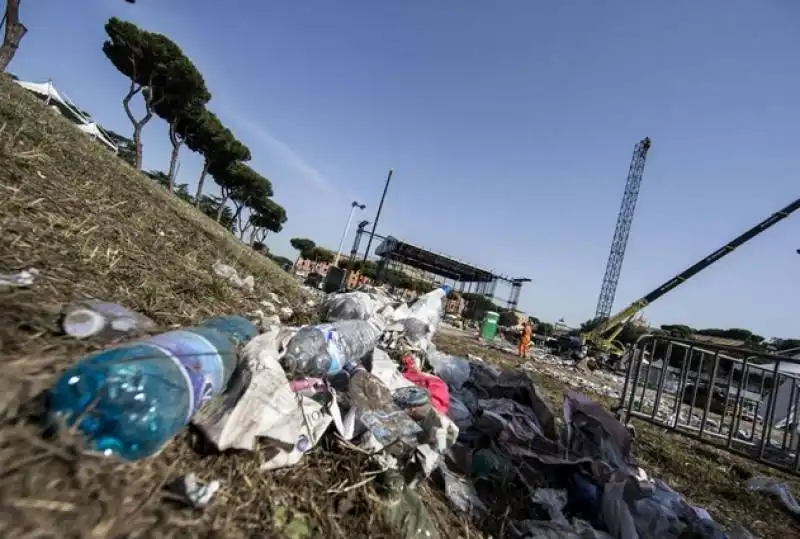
122,80 -> 143,125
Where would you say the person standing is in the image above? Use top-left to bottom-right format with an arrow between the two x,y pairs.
518,320 -> 533,358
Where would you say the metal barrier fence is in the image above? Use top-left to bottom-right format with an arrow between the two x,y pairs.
618,334 -> 800,475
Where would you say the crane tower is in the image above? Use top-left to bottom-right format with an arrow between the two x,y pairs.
595,137 -> 652,319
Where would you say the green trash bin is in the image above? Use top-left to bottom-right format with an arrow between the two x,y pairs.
480,311 -> 499,341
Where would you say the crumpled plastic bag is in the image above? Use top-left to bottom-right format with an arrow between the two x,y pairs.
440,465 -> 488,515
212,260 -> 255,293
427,351 -> 471,390
447,396 -> 474,430
746,475 -> 800,518
319,291 -> 389,322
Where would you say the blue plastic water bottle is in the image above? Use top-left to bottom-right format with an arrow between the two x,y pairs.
48,315 -> 257,460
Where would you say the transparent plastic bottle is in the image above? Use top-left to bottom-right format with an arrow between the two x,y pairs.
409,286 -> 449,326
281,319 -> 383,377
48,315 -> 257,460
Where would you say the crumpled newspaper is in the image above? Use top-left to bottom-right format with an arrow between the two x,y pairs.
192,327 -> 355,470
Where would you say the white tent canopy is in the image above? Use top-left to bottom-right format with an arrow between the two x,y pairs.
14,79 -> 118,152
15,80 -> 69,106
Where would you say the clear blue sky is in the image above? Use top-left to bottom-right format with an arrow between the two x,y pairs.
11,1 -> 800,337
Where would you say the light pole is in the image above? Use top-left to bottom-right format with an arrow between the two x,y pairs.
333,200 -> 366,267
362,168 -> 394,264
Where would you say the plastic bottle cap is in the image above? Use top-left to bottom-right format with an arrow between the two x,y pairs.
296,435 -> 310,452
63,309 -> 107,338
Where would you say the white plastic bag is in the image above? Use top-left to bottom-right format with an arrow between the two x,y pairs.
427,351 -> 471,390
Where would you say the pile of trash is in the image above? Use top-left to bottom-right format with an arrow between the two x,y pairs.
43,283 -> 760,538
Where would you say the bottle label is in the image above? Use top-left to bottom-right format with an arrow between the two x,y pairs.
148,330 -> 228,421
316,324 -> 347,375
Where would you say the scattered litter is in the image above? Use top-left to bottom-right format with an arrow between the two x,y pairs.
212,260 -> 255,293
272,505 -> 313,539
170,473 -> 221,509
0,267 -> 39,287
747,476 -> 800,519
375,469 -> 441,539
401,355 -> 450,414
319,290 -> 388,322
260,300 -> 277,314
62,299 -> 157,340
37,282 -> 766,538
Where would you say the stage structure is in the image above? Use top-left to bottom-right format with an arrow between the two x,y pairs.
349,223 -> 530,309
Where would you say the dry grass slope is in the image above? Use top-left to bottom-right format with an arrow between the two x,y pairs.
0,74 -> 476,538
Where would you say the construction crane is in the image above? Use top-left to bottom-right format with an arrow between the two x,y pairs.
583,196 -> 800,356
596,137 -> 652,319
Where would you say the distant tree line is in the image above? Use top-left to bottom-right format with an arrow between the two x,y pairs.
569,316 -> 800,366
458,293 -> 535,328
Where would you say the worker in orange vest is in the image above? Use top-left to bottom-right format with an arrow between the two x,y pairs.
518,320 -> 533,358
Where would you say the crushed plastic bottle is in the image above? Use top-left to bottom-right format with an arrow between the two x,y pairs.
345,363 -> 423,453
410,285 -> 449,323
281,319 -> 383,377
375,469 -> 442,539
62,300 -> 157,340
48,315 -> 257,460
399,286 -> 450,348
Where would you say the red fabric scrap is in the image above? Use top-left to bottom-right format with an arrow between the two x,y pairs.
401,355 -> 450,414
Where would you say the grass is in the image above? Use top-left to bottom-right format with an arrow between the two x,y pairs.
0,74 -> 477,538
434,332 -> 800,538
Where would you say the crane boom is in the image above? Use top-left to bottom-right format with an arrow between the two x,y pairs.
584,196 -> 800,355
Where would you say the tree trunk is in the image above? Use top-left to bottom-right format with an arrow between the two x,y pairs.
166,121 -> 183,192
232,203 -> 248,232
0,0 -> 27,72
194,159 -> 210,207
250,228 -> 268,247
239,222 -> 251,241
131,125 -> 144,170
215,193 -> 230,222
121,82 -> 151,170
255,229 -> 268,246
